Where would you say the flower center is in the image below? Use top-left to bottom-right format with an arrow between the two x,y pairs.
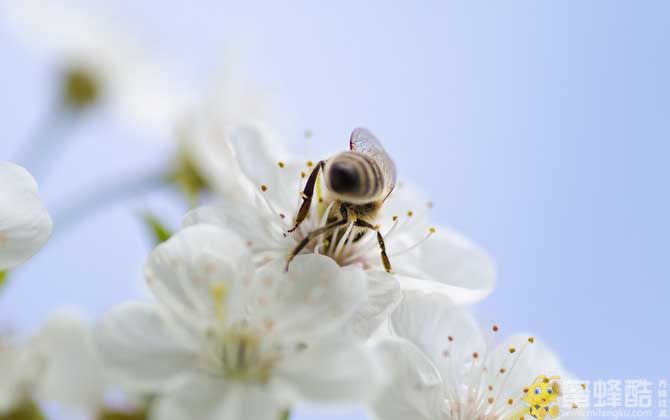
440,327 -> 542,420
205,283 -> 277,384
62,66 -> 100,109
256,160 -> 436,272
217,327 -> 275,383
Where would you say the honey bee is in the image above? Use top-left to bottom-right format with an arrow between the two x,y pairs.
286,127 -> 397,272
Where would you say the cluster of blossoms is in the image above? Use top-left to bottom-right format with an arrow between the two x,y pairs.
0,3 -> 589,420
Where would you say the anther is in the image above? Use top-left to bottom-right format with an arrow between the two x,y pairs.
392,215 -> 399,221
301,171 -> 307,178
448,336 -> 454,342
492,324 -> 500,332
507,398 -> 514,405
407,210 -> 414,217
278,161 -> 285,168
487,397 -> 494,404
307,160 -> 314,167
260,185 -> 268,192
472,352 -> 479,359
528,337 -> 535,344
429,227 -> 436,234
508,347 -> 516,354
499,368 -> 507,374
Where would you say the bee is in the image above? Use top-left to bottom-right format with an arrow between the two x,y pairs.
286,127 -> 397,272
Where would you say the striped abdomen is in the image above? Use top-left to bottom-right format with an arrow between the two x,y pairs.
324,151 -> 385,204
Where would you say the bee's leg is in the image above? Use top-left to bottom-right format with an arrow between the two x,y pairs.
286,206 -> 349,271
288,160 -> 325,234
354,220 -> 392,273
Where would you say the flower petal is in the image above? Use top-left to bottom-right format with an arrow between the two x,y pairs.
95,302 -> 196,393
390,291 -> 485,382
253,254 -> 368,340
274,339 -> 386,405
0,162 -> 52,270
396,228 -> 496,304
145,224 -> 254,328
32,311 -> 105,412
345,270 -> 401,338
0,343 -> 32,413
152,372 -> 282,420
371,338 -> 444,420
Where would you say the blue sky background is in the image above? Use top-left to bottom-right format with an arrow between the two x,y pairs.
1,1 -> 669,419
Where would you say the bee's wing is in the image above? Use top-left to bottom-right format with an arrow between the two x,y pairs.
349,127 -> 397,198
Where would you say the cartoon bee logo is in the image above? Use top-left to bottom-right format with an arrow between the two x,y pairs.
286,127 -> 397,272
522,375 -> 562,419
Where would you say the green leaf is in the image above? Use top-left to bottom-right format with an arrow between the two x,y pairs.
0,271 -> 8,292
1,401 -> 45,420
98,408 -> 148,420
141,213 -> 173,245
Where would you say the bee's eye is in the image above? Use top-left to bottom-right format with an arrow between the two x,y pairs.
328,162 -> 360,194
547,387 -> 553,394
534,387 -> 542,395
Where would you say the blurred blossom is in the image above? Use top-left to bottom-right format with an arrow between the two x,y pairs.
1,0 -> 192,138
178,57 -> 284,198
96,225 -> 386,420
372,292 -> 586,420
0,162 -> 52,271
1,311 -> 147,419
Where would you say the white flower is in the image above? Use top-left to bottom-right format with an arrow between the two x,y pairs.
0,162 -> 52,270
96,224 -> 386,420
182,119 -> 494,337
0,334 -> 34,414
2,313 -> 146,418
2,0 -> 190,137
28,311 -> 108,414
372,292 -> 587,420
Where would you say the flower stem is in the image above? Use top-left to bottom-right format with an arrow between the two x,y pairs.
52,167 -> 170,233
279,409 -> 291,420
14,102 -> 79,183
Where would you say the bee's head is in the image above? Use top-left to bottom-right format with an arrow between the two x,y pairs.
324,152 -> 378,204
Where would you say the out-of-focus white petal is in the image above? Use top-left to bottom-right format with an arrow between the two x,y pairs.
152,372 -> 281,420
0,343 -> 31,413
31,311 -> 105,412
95,302 -> 197,393
391,291 -> 484,381
371,338 -> 444,420
0,162 -> 52,270
396,228 -> 496,303
253,255 -> 368,340
145,224 -> 254,328
274,339 -> 386,405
